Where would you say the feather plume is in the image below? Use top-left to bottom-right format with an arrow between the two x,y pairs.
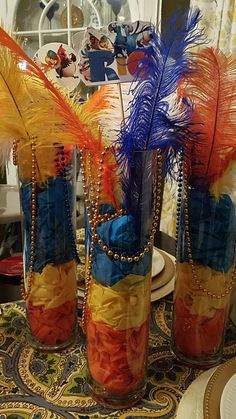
75,85 -> 119,146
98,84 -> 131,144
0,27 -> 104,153
117,8 -> 203,168
101,156 -> 121,207
80,84 -> 131,145
82,85 -> 116,117
0,48 -> 34,171
0,28 -> 120,203
180,48 -> 236,191
0,47 -> 70,180
115,9 -> 203,217
210,161 -> 236,200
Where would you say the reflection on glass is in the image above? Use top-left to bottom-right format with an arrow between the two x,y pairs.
15,0 -> 64,31
101,0 -> 131,25
15,0 -> 41,31
60,0 -> 100,28
20,36 -> 39,59
60,4 -> 85,28
15,0 -> 131,34
42,32 -> 68,45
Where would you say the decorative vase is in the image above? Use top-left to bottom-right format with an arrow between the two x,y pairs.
81,148 -> 161,408
171,159 -> 236,368
19,143 -> 78,351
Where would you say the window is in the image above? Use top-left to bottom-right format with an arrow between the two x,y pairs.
14,0 -> 134,56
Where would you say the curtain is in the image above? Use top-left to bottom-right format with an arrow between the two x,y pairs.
191,0 -> 236,54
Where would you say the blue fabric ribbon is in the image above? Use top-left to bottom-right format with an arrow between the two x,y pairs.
21,177 -> 74,272
179,189 -> 236,272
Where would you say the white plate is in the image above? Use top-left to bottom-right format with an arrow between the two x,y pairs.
177,368 -> 217,419
220,373 -> 236,419
152,247 -> 165,277
151,250 -> 175,301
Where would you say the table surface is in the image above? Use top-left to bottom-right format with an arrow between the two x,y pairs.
0,297 -> 236,418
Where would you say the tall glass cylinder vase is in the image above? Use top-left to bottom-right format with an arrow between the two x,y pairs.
82,149 -> 160,408
171,167 -> 236,368
19,143 -> 78,351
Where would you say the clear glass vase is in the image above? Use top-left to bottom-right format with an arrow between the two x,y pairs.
171,180 -> 236,368
19,144 -> 78,351
82,149 -> 160,408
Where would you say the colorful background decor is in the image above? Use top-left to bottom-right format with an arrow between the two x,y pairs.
34,42 -> 80,92
73,21 -> 154,85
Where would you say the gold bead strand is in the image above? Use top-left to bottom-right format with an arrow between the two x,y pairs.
150,149 -> 162,242
82,152 -> 93,221
81,147 -> 116,332
12,139 -> 19,166
93,148 -> 163,262
96,208 -> 126,224
81,147 -> 164,330
80,151 -> 89,332
21,140 -> 37,300
175,149 -> 184,259
182,161 -> 236,299
81,151 -> 97,333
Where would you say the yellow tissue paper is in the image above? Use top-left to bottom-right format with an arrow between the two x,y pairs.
28,260 -> 77,308
175,261 -> 232,317
88,272 -> 151,330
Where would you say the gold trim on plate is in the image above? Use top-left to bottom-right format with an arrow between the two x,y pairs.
204,357 -> 236,419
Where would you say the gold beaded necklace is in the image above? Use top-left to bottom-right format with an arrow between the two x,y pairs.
14,141 -> 80,301
13,138 -> 37,300
176,158 -> 236,299
80,147 -> 163,332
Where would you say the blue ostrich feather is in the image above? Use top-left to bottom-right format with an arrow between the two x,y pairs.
114,8 -> 204,224
117,8 -> 203,169
121,149 -> 155,239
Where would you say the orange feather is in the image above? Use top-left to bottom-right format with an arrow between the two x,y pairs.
0,27 -> 102,153
82,85 -> 118,116
180,47 -> 236,189
101,158 -> 120,208
0,27 -> 120,205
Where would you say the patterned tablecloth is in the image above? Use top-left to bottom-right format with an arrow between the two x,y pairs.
0,297 -> 236,419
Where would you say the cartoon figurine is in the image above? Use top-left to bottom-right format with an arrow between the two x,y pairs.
55,44 -> 78,78
137,32 -> 153,48
34,50 -> 59,73
122,22 -> 153,54
88,33 -> 100,50
122,23 -> 137,55
78,56 -> 91,81
99,35 -> 112,51
45,49 -> 60,68
108,22 -> 127,58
